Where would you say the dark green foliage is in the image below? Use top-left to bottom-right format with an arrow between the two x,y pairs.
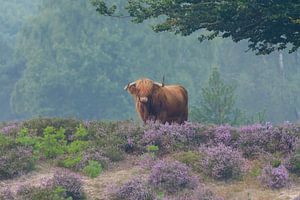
94,0 -> 300,55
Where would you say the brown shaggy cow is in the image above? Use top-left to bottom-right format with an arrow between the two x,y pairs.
124,78 -> 188,124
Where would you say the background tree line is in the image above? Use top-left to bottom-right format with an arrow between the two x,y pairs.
1,0 -> 300,124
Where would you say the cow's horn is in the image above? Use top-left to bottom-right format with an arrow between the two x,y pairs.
154,82 -> 163,87
124,82 -> 136,90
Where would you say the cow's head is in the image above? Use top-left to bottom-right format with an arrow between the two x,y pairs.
124,78 -> 163,103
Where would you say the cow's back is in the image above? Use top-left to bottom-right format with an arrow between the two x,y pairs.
158,85 -> 188,123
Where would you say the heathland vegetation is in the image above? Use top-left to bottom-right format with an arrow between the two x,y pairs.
0,118 -> 300,199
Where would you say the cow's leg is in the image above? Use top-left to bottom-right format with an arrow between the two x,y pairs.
182,109 -> 188,123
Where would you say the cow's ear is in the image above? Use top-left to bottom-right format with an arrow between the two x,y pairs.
127,84 -> 137,95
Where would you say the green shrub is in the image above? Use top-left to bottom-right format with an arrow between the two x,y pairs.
39,126 -> 67,159
0,134 -> 14,150
146,145 -> 159,153
16,128 -> 40,149
22,118 -> 81,137
83,160 -> 102,178
66,140 -> 88,154
173,151 -> 201,172
75,124 -> 88,140
249,166 -> 261,177
61,154 -> 83,168
271,159 -> 281,168
104,147 -> 124,162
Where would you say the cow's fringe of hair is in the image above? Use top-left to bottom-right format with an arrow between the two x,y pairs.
136,79 -> 154,96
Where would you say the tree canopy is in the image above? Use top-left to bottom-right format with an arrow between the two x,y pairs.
91,0 -> 300,55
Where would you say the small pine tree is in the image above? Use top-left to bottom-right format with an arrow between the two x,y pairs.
191,66 -> 244,125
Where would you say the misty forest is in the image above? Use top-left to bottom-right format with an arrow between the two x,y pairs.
1,0 -> 300,124
1,1 -> 300,200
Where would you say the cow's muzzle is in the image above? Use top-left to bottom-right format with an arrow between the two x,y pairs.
139,96 -> 148,103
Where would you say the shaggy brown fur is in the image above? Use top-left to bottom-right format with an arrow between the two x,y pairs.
124,78 -> 188,124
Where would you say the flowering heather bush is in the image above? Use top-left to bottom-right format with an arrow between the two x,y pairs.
0,122 -> 21,136
258,165 -> 290,189
237,123 -> 298,158
0,187 -> 14,200
139,153 -> 158,170
148,160 -> 197,193
142,121 -> 200,153
201,143 -> 248,180
16,184 -> 66,200
236,124 -> 268,157
212,124 -> 233,146
75,147 -> 110,170
0,145 -> 36,180
110,177 -> 154,200
51,169 -> 85,200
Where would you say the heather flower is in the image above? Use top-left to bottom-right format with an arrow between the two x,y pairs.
0,145 -> 36,180
16,183 -> 67,200
148,160 -> 197,193
213,124 -> 232,145
258,165 -> 290,189
142,121 -> 199,153
110,177 -> 154,200
83,120 -> 92,129
75,147 -> 110,170
51,169 -> 84,200
0,122 -> 21,136
236,123 -> 298,158
201,144 -> 248,180
0,187 -> 14,200
139,153 -> 157,170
